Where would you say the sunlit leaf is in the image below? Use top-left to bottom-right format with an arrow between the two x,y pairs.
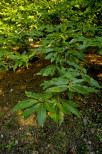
46,85 -> 68,92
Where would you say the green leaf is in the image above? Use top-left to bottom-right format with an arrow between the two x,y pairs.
41,48 -> 53,53
69,38 -> 77,44
98,49 -> 102,55
70,84 -> 98,94
82,74 -> 101,88
61,25 -> 67,33
90,78 -> 101,88
67,101 -> 80,107
59,111 -> 64,124
82,74 -> 90,82
37,65 -> 56,76
68,62 -> 86,73
61,103 -> 71,115
72,79 -> 84,84
50,107 -> 64,124
45,53 -> 54,60
20,104 -> 40,116
11,99 -> 37,111
25,91 -> 42,99
43,92 -> 53,100
64,70 -> 80,78
62,99 -> 81,118
45,100 -> 55,112
46,85 -> 68,92
24,115 -> 31,120
13,62 -> 19,71
50,112 -> 59,123
37,103 -> 46,127
68,91 -> 74,99
41,80 -> 53,89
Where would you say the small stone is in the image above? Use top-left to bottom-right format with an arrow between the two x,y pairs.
15,140 -> 18,144
47,144 -> 50,148
91,128 -> 95,134
10,89 -> 13,92
83,138 -> 87,142
88,141 -> 91,144
1,134 -> 3,138
100,138 -> 102,142
32,151 -> 38,154
26,132 -> 31,136
83,118 -> 87,125
90,152 -> 95,154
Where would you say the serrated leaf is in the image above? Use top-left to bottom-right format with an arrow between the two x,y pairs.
59,111 -> 64,124
82,74 -> 90,82
68,91 -> 74,99
51,77 -> 69,85
45,100 -> 55,112
42,48 -> 53,53
82,75 -> 101,88
25,91 -> 41,99
13,62 -> 19,71
69,38 -> 77,44
67,100 -> 80,107
43,92 -> 53,100
37,65 -> 56,76
45,53 -> 54,60
46,85 -> 68,92
70,84 -> 97,94
41,80 -> 53,89
12,99 -> 37,111
75,52 -> 85,60
37,103 -> 46,127
62,99 -> 81,118
90,78 -> 101,88
51,57 -> 55,62
68,61 -> 84,72
61,103 -> 71,115
64,71 -> 80,78
49,112 -> 59,123
72,79 -> 84,84
20,104 -> 40,116
41,77 -> 69,90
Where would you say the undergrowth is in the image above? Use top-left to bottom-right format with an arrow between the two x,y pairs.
0,0 -> 102,126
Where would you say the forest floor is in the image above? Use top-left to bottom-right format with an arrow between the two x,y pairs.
0,52 -> 102,154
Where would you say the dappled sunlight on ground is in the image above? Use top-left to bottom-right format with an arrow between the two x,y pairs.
97,73 -> 102,78
85,53 -> 102,79
85,54 -> 102,65
18,111 -> 39,127
0,89 -> 4,95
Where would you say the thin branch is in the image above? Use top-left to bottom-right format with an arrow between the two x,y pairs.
17,26 -> 26,34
